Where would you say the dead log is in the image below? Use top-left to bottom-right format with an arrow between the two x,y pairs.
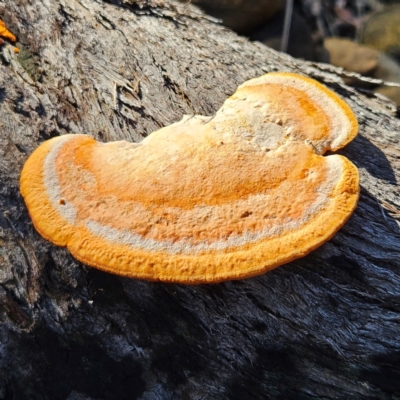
0,0 -> 400,398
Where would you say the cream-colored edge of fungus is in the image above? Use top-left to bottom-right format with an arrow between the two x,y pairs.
240,73 -> 355,151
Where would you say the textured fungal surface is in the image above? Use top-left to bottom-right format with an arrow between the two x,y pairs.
20,73 -> 359,283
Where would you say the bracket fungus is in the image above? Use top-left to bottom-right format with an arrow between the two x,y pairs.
0,19 -> 19,53
0,19 -> 16,43
20,73 -> 359,284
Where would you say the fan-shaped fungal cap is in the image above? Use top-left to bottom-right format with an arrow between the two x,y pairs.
20,72 -> 359,284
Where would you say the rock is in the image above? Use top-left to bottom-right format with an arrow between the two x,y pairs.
323,37 -> 400,105
252,8 -> 317,61
324,37 -> 379,76
375,85 -> 400,105
374,52 -> 400,105
361,5 -> 400,61
374,52 -> 400,83
177,0 -> 285,34
323,36 -> 400,105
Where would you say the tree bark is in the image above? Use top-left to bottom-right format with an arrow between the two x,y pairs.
1,0 -> 400,399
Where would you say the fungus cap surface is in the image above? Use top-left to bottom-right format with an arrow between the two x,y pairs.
20,72 -> 359,283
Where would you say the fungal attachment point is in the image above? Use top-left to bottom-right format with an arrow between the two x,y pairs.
20,73 -> 359,284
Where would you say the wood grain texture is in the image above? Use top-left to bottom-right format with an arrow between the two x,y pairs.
0,0 -> 400,398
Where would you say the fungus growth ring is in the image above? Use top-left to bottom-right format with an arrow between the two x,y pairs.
20,73 -> 359,283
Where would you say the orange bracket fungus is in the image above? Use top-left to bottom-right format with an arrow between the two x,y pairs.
20,73 -> 359,284
0,19 -> 19,53
0,19 -> 17,43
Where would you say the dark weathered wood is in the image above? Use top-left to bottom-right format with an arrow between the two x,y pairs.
0,0 -> 400,398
